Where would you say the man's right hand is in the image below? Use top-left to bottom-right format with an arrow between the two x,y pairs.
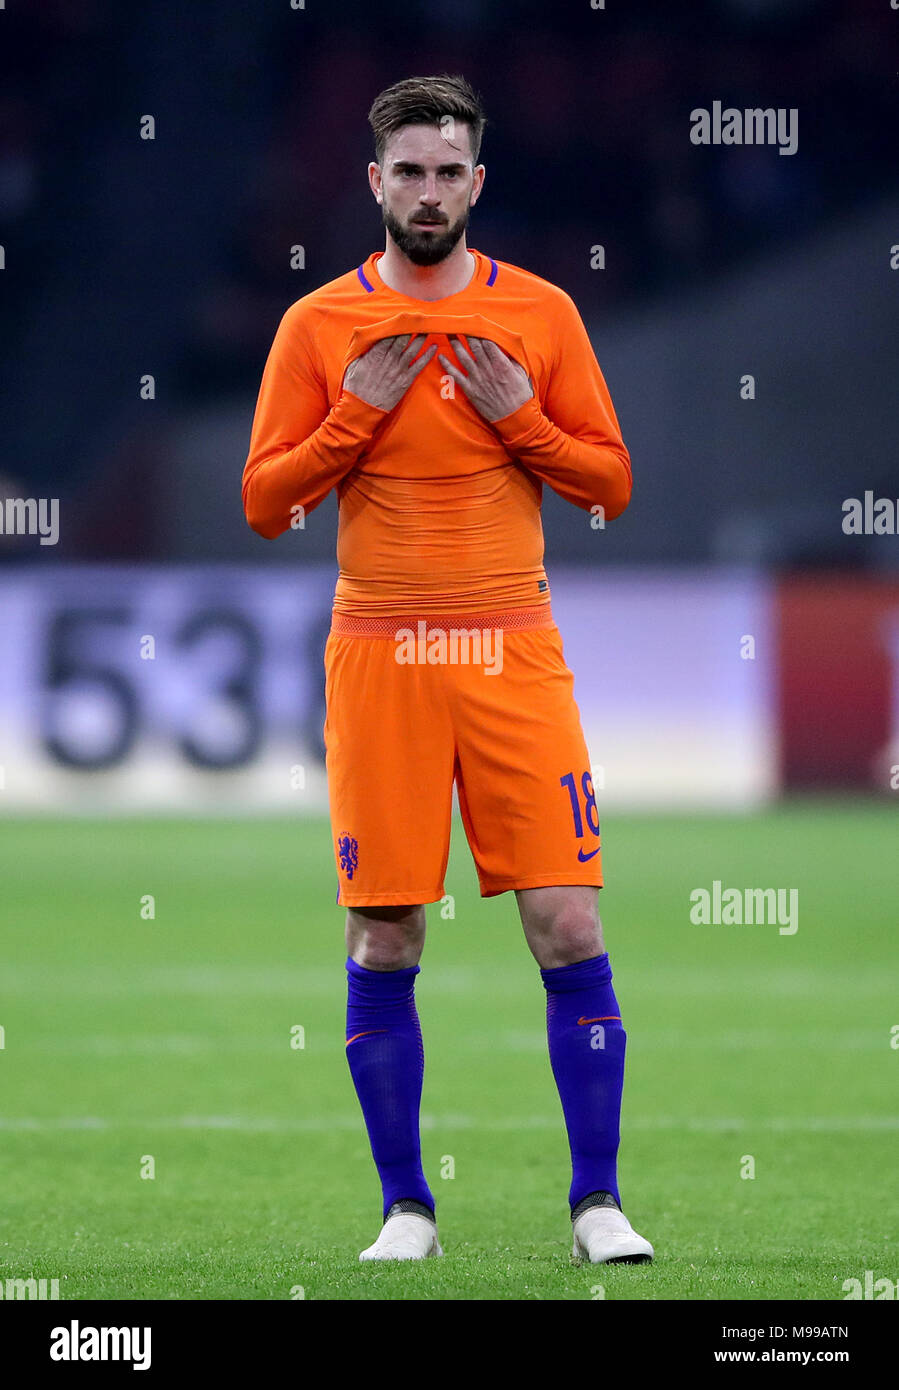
342,334 -> 437,412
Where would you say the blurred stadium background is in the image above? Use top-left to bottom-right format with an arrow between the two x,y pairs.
1,0 -> 897,810
0,0 -> 897,1301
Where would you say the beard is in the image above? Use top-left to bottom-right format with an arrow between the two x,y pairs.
382,203 -> 470,266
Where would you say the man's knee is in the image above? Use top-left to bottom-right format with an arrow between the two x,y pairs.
345,904 -> 426,970
517,886 -> 604,968
542,916 -> 603,967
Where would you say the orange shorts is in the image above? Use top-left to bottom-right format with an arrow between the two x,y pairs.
323,606 -> 602,906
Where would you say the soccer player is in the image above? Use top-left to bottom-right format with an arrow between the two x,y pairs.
243,75 -> 653,1266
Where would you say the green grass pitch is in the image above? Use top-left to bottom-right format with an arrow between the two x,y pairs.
1,803 -> 896,1301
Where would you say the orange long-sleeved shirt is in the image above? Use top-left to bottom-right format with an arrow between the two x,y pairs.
242,248 -> 631,616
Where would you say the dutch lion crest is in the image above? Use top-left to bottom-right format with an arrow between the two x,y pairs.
337,832 -> 359,880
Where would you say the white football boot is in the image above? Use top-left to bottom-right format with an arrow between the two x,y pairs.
571,1195 -> 654,1264
359,1203 -> 444,1262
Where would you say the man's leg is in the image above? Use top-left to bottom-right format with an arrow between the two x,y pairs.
517,885 -> 653,1263
344,905 -> 442,1261
517,885 -> 621,1204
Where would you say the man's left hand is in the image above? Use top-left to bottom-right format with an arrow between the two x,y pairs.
438,337 -> 533,423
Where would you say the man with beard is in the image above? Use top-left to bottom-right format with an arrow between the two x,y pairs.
243,74 -> 653,1268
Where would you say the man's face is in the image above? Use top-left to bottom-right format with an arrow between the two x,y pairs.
370,122 -> 484,266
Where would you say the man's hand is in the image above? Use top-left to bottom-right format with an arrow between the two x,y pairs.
342,334 -> 437,412
438,336 -> 533,422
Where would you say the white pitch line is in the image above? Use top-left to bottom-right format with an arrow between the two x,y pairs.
1,964 -> 892,999
12,1030 -> 887,1055
0,1114 -> 896,1133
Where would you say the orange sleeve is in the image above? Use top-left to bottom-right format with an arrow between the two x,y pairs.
242,305 -> 389,539
489,291 -> 632,521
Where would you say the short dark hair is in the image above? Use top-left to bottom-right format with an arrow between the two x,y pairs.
368,74 -> 487,166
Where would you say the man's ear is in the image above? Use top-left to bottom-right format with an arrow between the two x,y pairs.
368,161 -> 383,205
470,163 -> 485,208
